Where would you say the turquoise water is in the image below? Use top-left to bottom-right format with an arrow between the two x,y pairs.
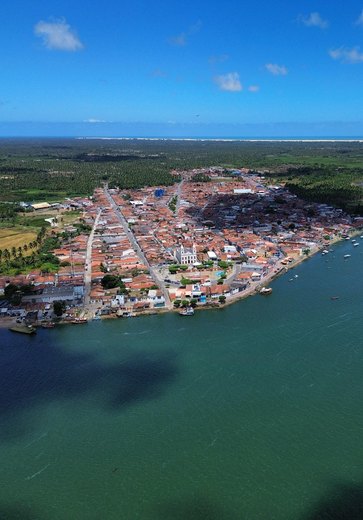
1,240 -> 363,519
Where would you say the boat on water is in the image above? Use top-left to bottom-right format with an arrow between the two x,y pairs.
353,243 -> 359,247
344,254 -> 351,259
179,307 -> 195,316
70,318 -> 88,324
41,321 -> 55,328
116,310 -> 136,318
9,324 -> 36,335
259,287 -> 273,295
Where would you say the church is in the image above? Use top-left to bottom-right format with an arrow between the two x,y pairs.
175,244 -> 198,265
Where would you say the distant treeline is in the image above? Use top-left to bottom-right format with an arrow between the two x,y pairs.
0,139 -> 363,213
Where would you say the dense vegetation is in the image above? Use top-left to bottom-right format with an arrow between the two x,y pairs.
0,229 -> 61,276
269,166 -> 363,214
101,274 -> 127,293
0,138 -> 362,213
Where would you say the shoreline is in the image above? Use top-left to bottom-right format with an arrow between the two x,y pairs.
77,137 -> 363,143
1,231 -> 361,330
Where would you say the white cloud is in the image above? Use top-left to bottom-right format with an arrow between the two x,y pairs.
329,46 -> 363,64
355,10 -> 363,26
169,21 -> 202,46
300,12 -> 328,29
248,85 -> 260,92
169,33 -> 187,46
265,63 -> 288,76
84,118 -> 108,123
34,19 -> 83,51
214,72 -> 242,92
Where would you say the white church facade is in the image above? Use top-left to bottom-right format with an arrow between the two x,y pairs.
175,244 -> 198,265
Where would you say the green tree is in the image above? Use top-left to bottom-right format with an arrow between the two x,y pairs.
53,300 -> 66,317
4,283 -> 18,300
101,274 -> 126,290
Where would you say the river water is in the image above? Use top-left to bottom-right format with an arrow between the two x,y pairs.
0,239 -> 363,520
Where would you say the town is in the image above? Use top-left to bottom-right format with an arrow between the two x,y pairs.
1,167 -> 362,326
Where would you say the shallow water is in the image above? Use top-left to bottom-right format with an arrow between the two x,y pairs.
0,240 -> 363,519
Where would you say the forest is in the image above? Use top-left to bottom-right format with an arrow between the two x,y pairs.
0,138 -> 362,213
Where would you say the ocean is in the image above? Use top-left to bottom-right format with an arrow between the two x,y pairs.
0,238 -> 362,519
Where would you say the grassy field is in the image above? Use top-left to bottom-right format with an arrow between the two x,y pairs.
0,227 -> 37,253
1,189 -> 70,203
17,209 -> 82,230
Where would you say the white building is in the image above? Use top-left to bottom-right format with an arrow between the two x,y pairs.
233,188 -> 253,195
175,244 -> 198,265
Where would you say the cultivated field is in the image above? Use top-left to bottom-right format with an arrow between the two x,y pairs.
0,227 -> 37,254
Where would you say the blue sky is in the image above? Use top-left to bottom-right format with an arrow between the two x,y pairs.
2,1 -> 363,136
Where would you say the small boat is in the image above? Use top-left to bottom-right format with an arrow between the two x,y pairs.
41,321 -> 55,328
9,324 -> 36,335
117,311 -> 136,318
70,318 -> 88,324
294,274 -> 299,278
330,296 -> 339,300
344,254 -> 351,259
259,287 -> 272,295
353,243 -> 359,247
179,307 -> 194,316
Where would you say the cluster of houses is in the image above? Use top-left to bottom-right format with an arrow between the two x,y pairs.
98,168 -> 357,308
1,167 -> 361,321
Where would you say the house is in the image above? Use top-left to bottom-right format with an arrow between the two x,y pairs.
22,285 -> 76,304
31,202 -> 51,210
251,272 -> 262,281
111,295 -> 125,308
147,289 -> 165,307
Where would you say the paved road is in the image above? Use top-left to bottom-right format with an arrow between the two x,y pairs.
104,186 -> 172,309
175,179 -> 184,216
84,209 -> 102,308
